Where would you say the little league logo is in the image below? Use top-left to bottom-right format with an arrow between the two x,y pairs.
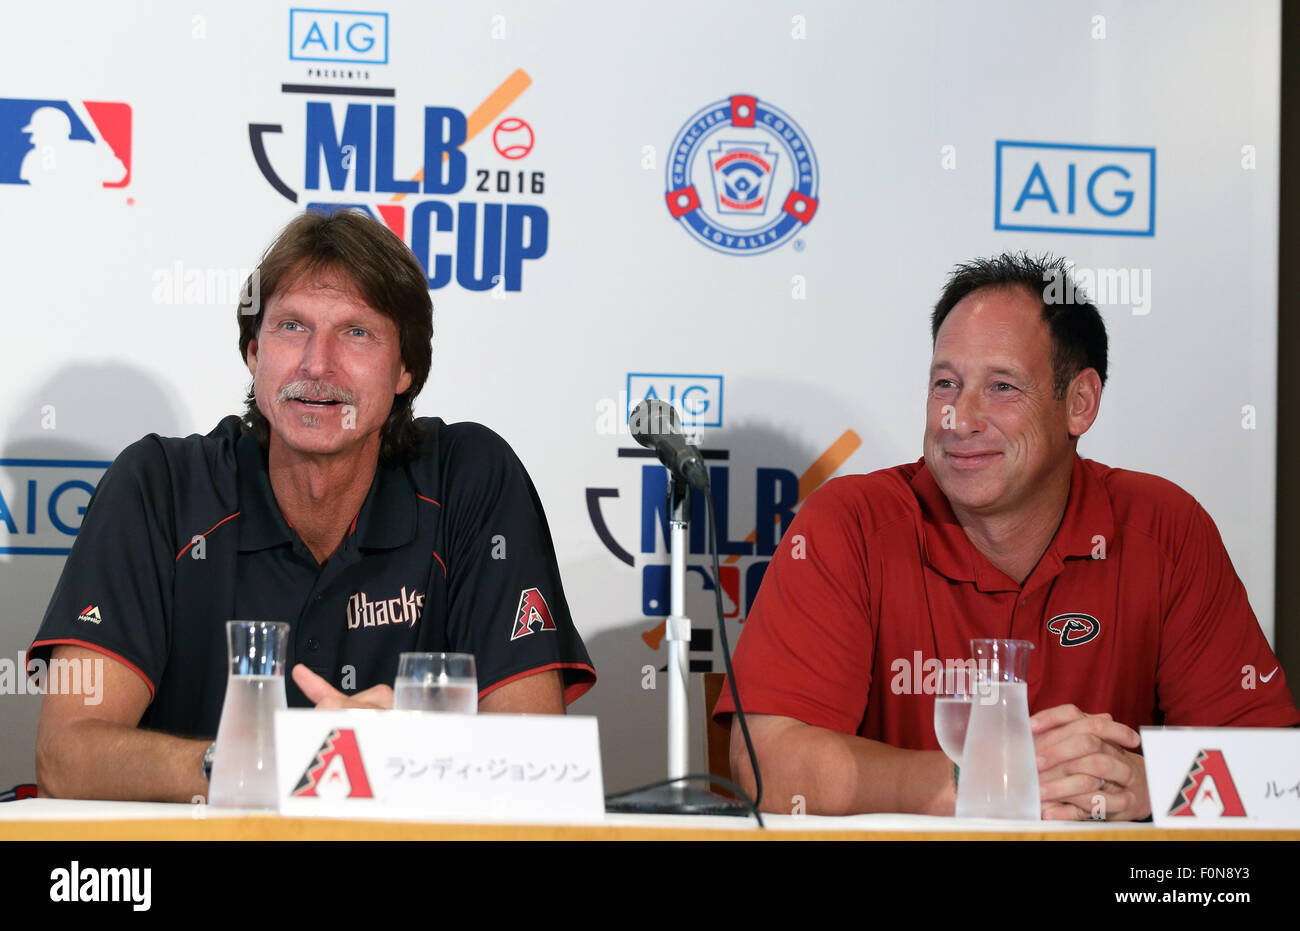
665,94 -> 819,256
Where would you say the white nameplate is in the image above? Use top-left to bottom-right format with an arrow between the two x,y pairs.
274,709 -> 605,823
1142,727 -> 1300,829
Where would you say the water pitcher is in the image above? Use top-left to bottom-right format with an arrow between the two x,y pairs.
208,620 -> 289,809
954,638 -> 1039,820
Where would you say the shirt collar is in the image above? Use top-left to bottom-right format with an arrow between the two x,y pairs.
237,431 -> 293,552
910,454 -> 1114,592
236,430 -> 419,553
352,456 -> 418,550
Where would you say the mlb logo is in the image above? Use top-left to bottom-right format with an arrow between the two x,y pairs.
290,9 -> 389,64
643,564 -> 740,618
995,141 -> 1155,237
0,99 -> 131,189
707,140 -> 777,215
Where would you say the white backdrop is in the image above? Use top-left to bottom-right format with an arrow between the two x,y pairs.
0,0 -> 1280,796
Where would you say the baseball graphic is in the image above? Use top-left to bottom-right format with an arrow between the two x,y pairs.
492,117 -> 534,159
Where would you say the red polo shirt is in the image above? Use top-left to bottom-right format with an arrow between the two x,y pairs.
713,456 -> 1300,746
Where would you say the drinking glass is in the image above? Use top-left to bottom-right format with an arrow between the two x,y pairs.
393,652 -> 477,713
208,620 -> 289,809
933,685 -> 974,766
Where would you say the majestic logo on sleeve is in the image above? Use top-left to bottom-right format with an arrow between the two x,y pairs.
77,605 -> 102,624
1046,612 -> 1099,646
292,728 -> 374,799
1168,749 -> 1246,817
346,586 -> 424,629
511,587 -> 556,641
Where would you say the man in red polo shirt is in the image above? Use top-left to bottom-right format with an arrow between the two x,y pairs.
714,253 -> 1300,820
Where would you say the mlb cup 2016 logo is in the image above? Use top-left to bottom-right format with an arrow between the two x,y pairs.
665,94 -> 819,256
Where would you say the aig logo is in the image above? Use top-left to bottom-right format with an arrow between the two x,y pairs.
626,373 -> 723,429
0,459 -> 109,555
289,9 -> 389,64
995,141 -> 1155,237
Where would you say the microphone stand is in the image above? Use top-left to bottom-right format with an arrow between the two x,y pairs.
605,473 -> 749,815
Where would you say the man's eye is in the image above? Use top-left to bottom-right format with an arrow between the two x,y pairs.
349,327 -> 369,338
994,382 -> 1017,392
933,379 -> 955,389
281,321 -> 302,331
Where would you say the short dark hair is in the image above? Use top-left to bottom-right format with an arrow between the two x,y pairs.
237,209 -> 433,461
930,252 -> 1108,399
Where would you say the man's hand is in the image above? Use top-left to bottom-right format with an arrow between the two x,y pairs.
1030,703 -> 1150,821
292,665 -> 393,710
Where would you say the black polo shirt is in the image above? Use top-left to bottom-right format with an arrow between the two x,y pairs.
30,415 -> 596,738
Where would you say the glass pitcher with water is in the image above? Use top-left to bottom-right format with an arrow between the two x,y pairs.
954,638 -> 1040,820
208,620 -> 289,809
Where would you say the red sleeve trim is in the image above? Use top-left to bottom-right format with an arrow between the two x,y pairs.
176,511 -> 240,561
478,661 -> 597,706
416,494 -> 441,507
29,638 -> 156,701
432,551 -> 447,576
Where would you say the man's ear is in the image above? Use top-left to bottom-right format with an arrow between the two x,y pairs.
1066,368 -> 1102,438
396,365 -> 412,396
245,338 -> 259,377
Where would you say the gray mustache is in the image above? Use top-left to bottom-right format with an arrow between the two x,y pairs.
277,380 -> 356,405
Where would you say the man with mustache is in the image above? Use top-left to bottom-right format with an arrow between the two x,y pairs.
715,253 -> 1299,820
30,209 -> 595,802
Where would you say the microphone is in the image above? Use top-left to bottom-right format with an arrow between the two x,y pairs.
629,399 -> 709,491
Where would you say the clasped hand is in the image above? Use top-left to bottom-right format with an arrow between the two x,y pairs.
1029,703 -> 1150,821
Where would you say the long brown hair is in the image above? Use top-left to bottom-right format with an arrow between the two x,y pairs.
237,209 -> 433,461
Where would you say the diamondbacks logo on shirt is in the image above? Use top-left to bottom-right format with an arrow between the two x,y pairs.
511,587 -> 556,641
1046,612 -> 1099,646
346,586 -> 424,629
77,605 -> 102,624
1168,749 -> 1246,817
292,728 -> 374,799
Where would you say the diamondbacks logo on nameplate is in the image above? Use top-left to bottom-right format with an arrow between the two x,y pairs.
1046,612 -> 1099,646
292,728 -> 374,798
511,587 -> 556,641
1168,749 -> 1246,817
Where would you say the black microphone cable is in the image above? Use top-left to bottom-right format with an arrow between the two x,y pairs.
704,481 -> 764,814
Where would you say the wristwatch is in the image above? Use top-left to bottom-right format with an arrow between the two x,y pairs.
202,742 -> 216,781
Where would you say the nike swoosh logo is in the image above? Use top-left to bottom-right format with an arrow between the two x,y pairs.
1261,667 -> 1279,683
